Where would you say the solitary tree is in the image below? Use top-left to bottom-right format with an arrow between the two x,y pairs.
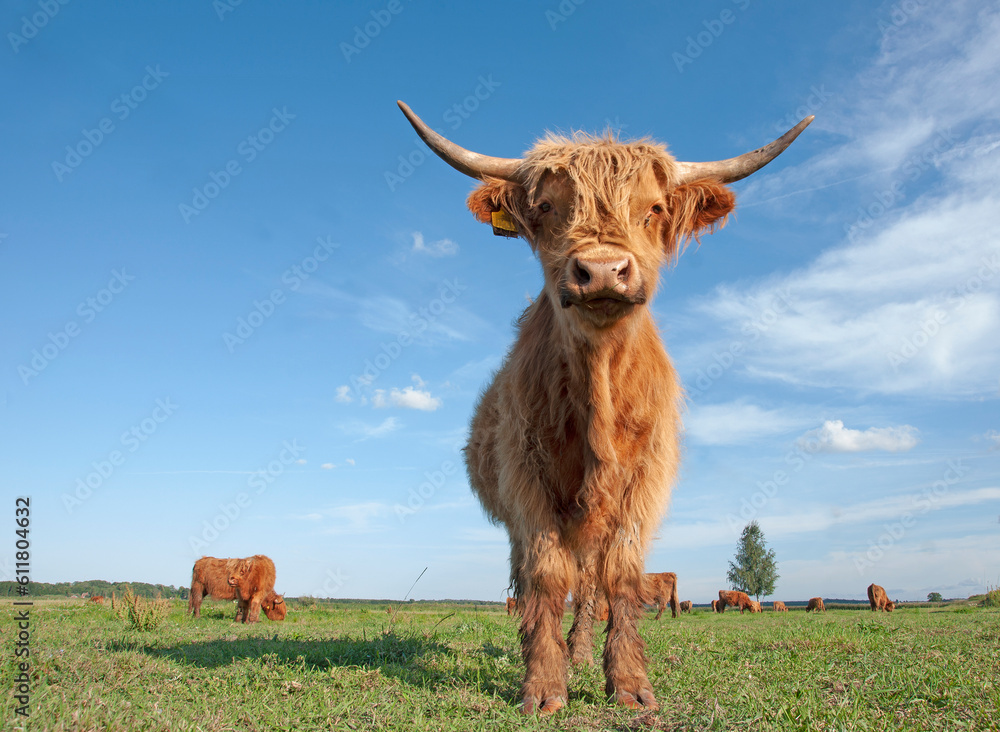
927,592 -> 943,603
727,521 -> 779,602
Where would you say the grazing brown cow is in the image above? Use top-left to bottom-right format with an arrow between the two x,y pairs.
506,597 -> 518,616
867,583 -> 894,613
711,599 -> 720,613
189,556 -> 285,622
680,600 -> 693,614
227,554 -> 286,624
717,590 -> 755,614
773,600 -> 787,612
399,101 -> 810,715
806,597 -> 825,613
88,595 -> 105,605
643,572 -> 681,621
748,600 -> 762,613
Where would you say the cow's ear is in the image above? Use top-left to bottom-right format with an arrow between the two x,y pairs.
467,178 -> 528,238
663,178 -> 736,257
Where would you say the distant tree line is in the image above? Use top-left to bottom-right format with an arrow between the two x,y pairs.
0,580 -> 187,599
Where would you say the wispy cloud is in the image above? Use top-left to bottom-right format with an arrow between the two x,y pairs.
685,401 -> 808,445
373,386 -> 442,411
797,420 -> 918,453
340,417 -> 401,440
412,231 -> 458,257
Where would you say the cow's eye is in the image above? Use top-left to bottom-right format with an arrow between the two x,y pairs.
539,202 -> 552,213
651,204 -> 664,215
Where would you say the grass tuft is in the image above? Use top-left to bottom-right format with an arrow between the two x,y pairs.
112,587 -> 170,631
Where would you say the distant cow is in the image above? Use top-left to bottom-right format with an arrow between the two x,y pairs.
644,572 -> 681,620
717,590 -> 755,614
680,600 -> 693,614
867,583 -> 894,613
806,597 -> 825,613
88,595 -> 105,605
228,554 -> 286,624
710,599 -> 719,613
748,600 -> 762,613
399,100 -> 812,714
506,597 -> 518,616
773,600 -> 787,612
189,556 -> 285,622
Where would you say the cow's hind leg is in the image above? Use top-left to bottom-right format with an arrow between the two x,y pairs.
601,543 -> 658,710
517,530 -> 574,715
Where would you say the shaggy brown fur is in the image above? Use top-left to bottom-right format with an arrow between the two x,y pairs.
711,599 -> 720,613
867,583 -> 894,613
748,600 -> 762,613
88,595 -> 105,605
188,556 -> 284,622
773,600 -> 788,612
227,554 -> 286,623
679,600 -> 693,614
717,590 -> 755,614
806,597 -> 825,613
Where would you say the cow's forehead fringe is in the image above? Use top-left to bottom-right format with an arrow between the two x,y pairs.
517,132 -> 679,221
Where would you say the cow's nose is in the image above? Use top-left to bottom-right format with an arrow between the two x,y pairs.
570,257 -> 632,293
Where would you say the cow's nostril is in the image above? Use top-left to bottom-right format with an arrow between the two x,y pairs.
573,261 -> 591,286
616,261 -> 630,283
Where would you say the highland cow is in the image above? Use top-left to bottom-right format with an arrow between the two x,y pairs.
189,556 -> 285,622
773,600 -> 787,612
680,600 -> 693,614
711,599 -> 720,613
806,597 -> 825,613
88,595 -> 105,605
748,600 -> 762,613
227,554 -> 286,624
643,572 -> 681,621
399,100 -> 811,714
717,590 -> 755,614
867,583 -> 894,613
507,597 -> 518,616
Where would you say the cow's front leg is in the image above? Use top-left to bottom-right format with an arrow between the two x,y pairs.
518,528 -> 574,715
602,537 -> 658,710
567,559 -> 598,666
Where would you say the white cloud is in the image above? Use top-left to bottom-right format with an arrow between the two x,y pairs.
685,401 -> 808,445
682,3 -> 1000,398
346,458 -> 356,466
373,386 -> 442,411
321,463 -> 335,469
335,386 -> 353,403
796,420 -> 919,453
985,430 -> 1000,451
341,417 -> 401,439
295,459 -> 307,465
412,231 -> 458,257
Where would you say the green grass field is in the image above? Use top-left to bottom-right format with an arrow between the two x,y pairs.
3,598 -> 998,731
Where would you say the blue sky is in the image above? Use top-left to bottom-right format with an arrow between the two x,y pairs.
2,1 -> 998,604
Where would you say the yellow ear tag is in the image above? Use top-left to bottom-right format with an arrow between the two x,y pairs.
491,210 -> 519,238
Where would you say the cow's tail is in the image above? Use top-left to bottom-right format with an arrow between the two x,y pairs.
670,579 -> 679,619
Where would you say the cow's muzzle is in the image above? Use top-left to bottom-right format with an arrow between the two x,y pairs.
559,253 -> 645,310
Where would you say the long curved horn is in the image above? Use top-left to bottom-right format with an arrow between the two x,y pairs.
398,101 -> 522,181
675,116 -> 814,185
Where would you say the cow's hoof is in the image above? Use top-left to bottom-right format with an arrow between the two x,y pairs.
520,694 -> 566,715
612,686 -> 658,710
